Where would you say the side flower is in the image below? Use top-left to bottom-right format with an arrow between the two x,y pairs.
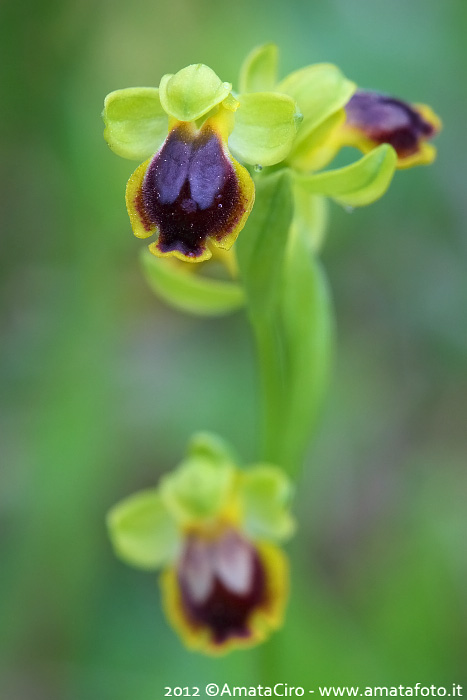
237,44 -> 441,252
103,64 -> 301,262
107,433 -> 295,655
338,89 -> 442,169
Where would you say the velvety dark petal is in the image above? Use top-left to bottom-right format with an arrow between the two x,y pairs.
136,123 -> 251,261
177,530 -> 266,644
345,90 -> 439,158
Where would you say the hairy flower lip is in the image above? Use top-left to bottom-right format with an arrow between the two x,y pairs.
126,120 -> 255,262
177,529 -> 267,644
162,537 -> 289,655
144,123 -> 241,258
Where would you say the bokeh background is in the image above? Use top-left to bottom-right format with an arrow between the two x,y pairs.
1,0 -> 466,697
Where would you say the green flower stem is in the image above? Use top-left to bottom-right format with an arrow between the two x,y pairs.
276,234 -> 334,472
250,262 -> 333,473
252,315 -> 287,464
239,172 -> 334,475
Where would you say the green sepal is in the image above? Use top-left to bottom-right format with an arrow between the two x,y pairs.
239,43 -> 278,94
241,464 -> 295,541
159,64 -> 231,122
295,144 -> 397,207
236,169 -> 294,320
107,490 -> 179,570
141,249 -> 245,317
278,64 -> 355,158
160,448 -> 235,525
229,92 -> 301,166
103,88 -> 168,161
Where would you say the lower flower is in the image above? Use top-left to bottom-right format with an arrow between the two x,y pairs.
107,433 -> 295,654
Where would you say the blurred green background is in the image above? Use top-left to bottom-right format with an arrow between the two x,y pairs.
1,0 -> 466,697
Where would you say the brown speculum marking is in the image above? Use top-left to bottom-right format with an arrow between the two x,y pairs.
345,90 -> 436,158
177,530 -> 267,645
141,124 -> 241,258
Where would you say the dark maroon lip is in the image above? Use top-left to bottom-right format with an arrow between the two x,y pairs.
141,124 -> 241,259
345,90 -> 436,158
177,529 -> 267,644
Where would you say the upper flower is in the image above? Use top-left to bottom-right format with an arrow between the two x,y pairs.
102,47 -> 441,306
234,44 -> 441,252
103,63 -> 301,262
107,432 -> 295,655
